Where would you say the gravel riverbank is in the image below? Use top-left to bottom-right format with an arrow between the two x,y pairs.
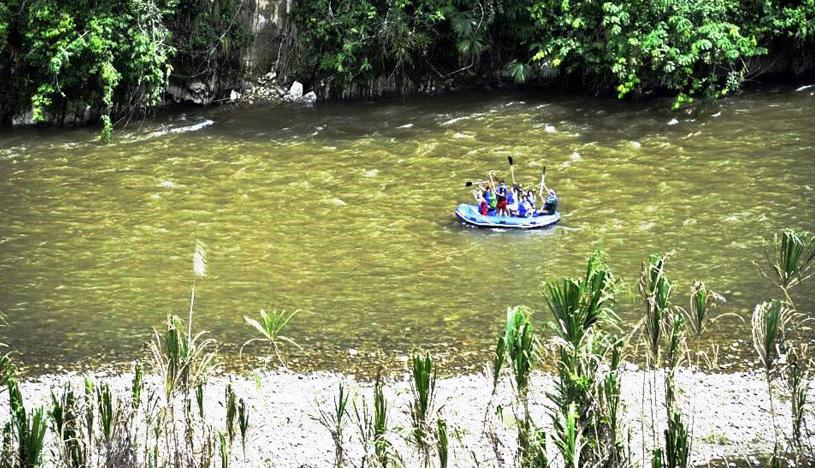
1,367 -> 807,466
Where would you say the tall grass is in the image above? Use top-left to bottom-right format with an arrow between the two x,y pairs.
409,353 -> 437,464
5,378 -> 47,467
543,251 -> 628,467
553,402 -> 582,468
373,375 -> 389,465
639,254 -> 673,366
3,234 -> 815,466
317,383 -> 350,467
785,344 -> 812,463
752,299 -> 795,458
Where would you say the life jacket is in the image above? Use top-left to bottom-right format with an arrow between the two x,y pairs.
518,201 -> 530,217
486,192 -> 497,209
479,200 -> 489,216
507,190 -> 515,204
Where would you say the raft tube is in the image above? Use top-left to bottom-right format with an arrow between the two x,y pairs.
454,203 -> 560,229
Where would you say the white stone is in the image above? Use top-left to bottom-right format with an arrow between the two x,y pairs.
300,91 -> 317,104
229,90 -> 241,102
288,81 -> 303,99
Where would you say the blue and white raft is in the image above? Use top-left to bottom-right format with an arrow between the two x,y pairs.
454,203 -> 560,229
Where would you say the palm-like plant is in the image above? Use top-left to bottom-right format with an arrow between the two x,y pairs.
682,281 -> 726,338
761,229 -> 815,307
241,308 -> 301,367
786,344 -> 812,460
545,251 -> 617,349
752,300 -> 795,454
752,300 -> 794,374
317,383 -> 350,468
553,402 -> 583,468
504,306 -> 536,397
544,251 -> 624,467
149,314 -> 217,400
409,353 -> 437,463
639,254 -> 674,366
7,378 -> 47,467
373,374 -> 389,466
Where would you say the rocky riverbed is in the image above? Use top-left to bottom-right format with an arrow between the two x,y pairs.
1,367 -> 807,467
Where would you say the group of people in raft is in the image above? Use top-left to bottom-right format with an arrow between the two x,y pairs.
471,173 -> 558,218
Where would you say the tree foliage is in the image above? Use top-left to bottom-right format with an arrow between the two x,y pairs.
292,0 -> 815,105
0,0 -> 250,140
0,0 -> 813,135
0,0 -> 176,140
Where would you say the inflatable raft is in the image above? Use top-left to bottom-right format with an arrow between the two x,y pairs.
454,203 -> 560,229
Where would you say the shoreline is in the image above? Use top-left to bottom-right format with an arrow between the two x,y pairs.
2,367 -> 805,466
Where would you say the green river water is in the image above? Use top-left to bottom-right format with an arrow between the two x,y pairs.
1,88 -> 814,375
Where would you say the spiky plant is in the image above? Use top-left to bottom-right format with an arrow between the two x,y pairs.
7,378 -> 47,467
317,383 -> 350,468
543,251 -> 624,467
218,431 -> 229,468
196,383 -> 205,419
504,306 -> 536,397
238,398 -> 249,454
409,353 -> 437,464
225,383 -> 237,445
683,281 -> 726,338
83,378 -> 94,457
662,412 -> 691,468
663,315 -> 685,414
752,300 -> 795,455
241,308 -> 302,367
0,353 -> 13,390
373,374 -> 389,466
149,314 -> 217,400
761,229 -> 815,306
786,344 -> 812,461
545,251 -> 616,350
97,383 -> 118,444
490,334 -> 506,392
436,417 -> 449,468
639,254 -> 674,366
553,402 -> 583,468
527,428 -> 549,468
50,384 -> 87,468
131,361 -> 143,410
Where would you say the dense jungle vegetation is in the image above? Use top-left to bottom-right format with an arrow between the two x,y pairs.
1,0 -> 813,137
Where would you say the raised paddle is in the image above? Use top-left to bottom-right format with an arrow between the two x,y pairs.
508,156 -> 516,184
539,165 -> 547,202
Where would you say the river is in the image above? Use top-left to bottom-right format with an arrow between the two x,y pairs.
1,88 -> 813,375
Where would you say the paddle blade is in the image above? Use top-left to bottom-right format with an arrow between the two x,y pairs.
465,181 -> 473,187
508,156 -> 514,165
543,165 -> 546,174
